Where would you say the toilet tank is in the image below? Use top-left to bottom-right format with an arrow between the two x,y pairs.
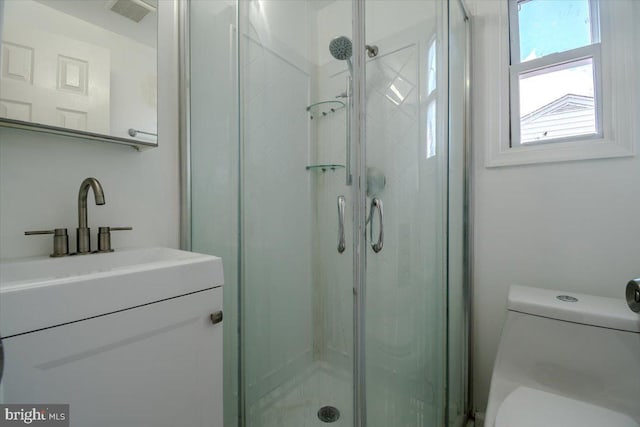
486,285 -> 640,425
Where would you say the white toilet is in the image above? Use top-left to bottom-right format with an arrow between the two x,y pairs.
485,285 -> 640,427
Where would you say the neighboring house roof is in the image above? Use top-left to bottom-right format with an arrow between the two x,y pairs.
521,94 -> 595,143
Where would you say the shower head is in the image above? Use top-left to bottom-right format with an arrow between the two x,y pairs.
329,36 -> 353,75
329,36 -> 352,60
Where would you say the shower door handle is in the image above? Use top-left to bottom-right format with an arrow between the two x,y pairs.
337,195 -> 346,253
370,198 -> 383,253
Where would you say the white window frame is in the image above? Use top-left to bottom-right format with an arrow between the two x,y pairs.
481,0 -> 637,167
508,0 -> 602,147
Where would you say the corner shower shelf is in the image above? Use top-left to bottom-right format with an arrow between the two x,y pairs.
305,164 -> 345,172
306,100 -> 345,120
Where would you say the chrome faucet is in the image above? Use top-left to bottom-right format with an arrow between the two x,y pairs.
77,177 -> 105,254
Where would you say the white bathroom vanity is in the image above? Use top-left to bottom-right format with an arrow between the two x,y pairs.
0,247 -> 223,427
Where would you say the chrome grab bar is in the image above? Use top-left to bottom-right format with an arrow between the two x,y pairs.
338,195 -> 346,253
369,198 -> 383,253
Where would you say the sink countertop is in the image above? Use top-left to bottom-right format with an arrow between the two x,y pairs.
0,247 -> 223,338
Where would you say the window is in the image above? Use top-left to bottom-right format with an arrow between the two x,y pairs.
480,0 -> 636,167
508,0 -> 602,146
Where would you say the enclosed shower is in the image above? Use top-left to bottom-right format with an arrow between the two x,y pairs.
182,1 -> 470,426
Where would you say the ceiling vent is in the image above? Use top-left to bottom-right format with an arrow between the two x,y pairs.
109,0 -> 156,23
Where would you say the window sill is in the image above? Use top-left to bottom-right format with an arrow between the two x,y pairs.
486,136 -> 635,168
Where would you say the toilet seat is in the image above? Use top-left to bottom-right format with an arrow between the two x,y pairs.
495,387 -> 639,427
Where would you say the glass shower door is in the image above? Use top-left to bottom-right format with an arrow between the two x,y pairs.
363,2 -> 448,426
188,1 -> 467,426
238,2 -> 354,427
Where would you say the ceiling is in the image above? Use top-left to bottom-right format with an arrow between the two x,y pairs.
34,0 -> 157,48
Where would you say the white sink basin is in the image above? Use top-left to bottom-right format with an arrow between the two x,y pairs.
1,247 -> 213,285
0,247 -> 223,337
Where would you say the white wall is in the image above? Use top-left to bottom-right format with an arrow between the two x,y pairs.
468,0 -> 640,413
0,1 -> 179,259
246,0 -> 318,66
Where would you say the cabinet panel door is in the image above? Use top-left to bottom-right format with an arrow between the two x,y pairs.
1,288 -> 223,427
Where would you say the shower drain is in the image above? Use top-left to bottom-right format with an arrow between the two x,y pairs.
317,406 -> 340,423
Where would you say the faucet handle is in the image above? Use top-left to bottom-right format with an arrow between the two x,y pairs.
97,226 -> 132,253
25,228 -> 69,257
25,229 -> 55,235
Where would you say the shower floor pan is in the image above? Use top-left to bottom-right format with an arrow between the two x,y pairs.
246,361 -> 437,427
247,363 -> 352,427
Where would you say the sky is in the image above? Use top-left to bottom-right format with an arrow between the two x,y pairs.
516,0 -> 595,116
518,0 -> 592,62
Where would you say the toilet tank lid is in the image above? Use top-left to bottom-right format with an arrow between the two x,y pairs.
495,387 -> 639,427
508,285 -> 640,333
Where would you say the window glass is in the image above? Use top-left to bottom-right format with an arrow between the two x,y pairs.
519,58 -> 596,143
427,40 -> 437,95
426,100 -> 436,158
518,0 -> 593,62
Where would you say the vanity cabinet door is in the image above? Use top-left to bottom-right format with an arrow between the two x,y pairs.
0,287 -> 223,427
